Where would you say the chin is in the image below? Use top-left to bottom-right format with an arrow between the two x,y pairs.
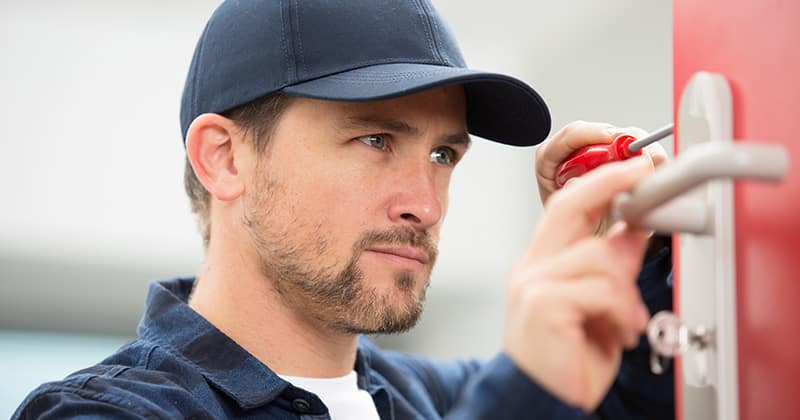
342,271 -> 429,335
361,258 -> 430,289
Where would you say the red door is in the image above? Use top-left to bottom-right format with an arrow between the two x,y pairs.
673,1 -> 800,419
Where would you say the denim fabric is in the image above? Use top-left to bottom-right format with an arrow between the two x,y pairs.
13,246 -> 672,419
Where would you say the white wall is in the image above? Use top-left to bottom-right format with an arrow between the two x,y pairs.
0,1 -> 672,357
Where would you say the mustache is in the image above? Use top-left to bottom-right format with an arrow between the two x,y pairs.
354,227 -> 438,266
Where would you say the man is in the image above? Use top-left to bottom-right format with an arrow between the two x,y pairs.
15,1 -> 673,419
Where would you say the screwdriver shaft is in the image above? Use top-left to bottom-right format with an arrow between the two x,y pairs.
627,123 -> 674,152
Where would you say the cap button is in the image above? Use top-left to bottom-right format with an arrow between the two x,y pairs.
291,398 -> 311,413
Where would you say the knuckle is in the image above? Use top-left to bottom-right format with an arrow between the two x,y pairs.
558,120 -> 584,137
508,264 -> 539,295
519,284 -> 549,309
535,141 -> 547,160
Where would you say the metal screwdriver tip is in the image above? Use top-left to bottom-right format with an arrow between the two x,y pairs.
627,123 -> 675,152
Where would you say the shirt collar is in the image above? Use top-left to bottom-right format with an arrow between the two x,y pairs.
136,278 -> 379,410
137,278 -> 288,410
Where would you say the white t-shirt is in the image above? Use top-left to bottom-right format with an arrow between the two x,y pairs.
278,371 -> 381,420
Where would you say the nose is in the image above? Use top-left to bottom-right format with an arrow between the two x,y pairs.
387,161 -> 443,231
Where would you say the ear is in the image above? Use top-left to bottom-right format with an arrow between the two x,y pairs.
185,113 -> 244,202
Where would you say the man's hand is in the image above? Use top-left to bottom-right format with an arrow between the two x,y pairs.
535,121 -> 669,205
504,157 -> 654,412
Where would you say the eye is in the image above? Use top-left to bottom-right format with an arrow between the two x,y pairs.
357,134 -> 388,151
430,146 -> 458,166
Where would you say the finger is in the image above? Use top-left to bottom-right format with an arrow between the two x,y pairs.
525,231 -> 649,285
643,142 -> 669,168
527,157 -> 652,259
555,277 -> 648,348
536,124 -> 663,206
536,121 -> 619,183
563,177 -> 579,188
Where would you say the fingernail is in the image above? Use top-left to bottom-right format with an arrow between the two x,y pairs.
606,220 -> 627,236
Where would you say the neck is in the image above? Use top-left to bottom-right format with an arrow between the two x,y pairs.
188,230 -> 359,378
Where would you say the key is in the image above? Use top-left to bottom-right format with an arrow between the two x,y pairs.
647,310 -> 714,376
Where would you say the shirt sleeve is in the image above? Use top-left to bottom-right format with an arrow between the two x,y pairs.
13,388 -> 150,420
595,237 -> 675,420
442,353 -> 589,420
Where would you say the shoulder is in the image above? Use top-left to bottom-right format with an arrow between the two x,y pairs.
13,339 -> 220,419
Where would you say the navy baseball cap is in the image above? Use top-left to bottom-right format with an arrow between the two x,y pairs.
180,0 -> 551,147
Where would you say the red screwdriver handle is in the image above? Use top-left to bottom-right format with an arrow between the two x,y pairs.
554,134 -> 642,188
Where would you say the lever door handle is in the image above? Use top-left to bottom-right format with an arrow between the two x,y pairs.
612,141 -> 789,234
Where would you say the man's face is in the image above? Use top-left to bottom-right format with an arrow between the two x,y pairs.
241,86 -> 469,334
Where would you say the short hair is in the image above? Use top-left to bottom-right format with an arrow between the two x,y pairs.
184,93 -> 294,247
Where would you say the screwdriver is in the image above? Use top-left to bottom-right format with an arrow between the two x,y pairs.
554,123 -> 674,188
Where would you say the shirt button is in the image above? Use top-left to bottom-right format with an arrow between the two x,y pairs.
291,398 -> 311,413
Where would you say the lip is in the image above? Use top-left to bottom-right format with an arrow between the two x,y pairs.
366,246 -> 430,265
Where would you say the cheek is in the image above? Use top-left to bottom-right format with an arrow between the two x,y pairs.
281,163 -> 378,240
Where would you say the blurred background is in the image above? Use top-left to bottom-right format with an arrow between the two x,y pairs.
0,0 -> 672,415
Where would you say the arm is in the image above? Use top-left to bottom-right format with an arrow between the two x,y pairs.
441,354 -> 588,419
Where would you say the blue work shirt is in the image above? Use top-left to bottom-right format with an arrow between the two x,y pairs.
13,246 -> 673,419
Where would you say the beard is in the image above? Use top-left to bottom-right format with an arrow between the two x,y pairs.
242,174 -> 438,335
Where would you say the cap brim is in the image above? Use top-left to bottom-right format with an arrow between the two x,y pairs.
282,63 -> 550,146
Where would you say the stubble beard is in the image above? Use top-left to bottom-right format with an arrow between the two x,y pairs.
243,175 -> 438,335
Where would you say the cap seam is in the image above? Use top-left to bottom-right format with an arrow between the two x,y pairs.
291,0 -> 306,78
324,72 -> 463,82
417,0 -> 446,65
191,23 -> 212,126
320,65 -> 457,78
286,57 -> 446,85
279,0 -> 293,85
411,0 -> 442,64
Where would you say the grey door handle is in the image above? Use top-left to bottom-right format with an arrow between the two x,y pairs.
612,141 -> 789,234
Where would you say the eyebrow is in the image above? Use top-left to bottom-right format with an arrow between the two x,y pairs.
342,115 -> 472,149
